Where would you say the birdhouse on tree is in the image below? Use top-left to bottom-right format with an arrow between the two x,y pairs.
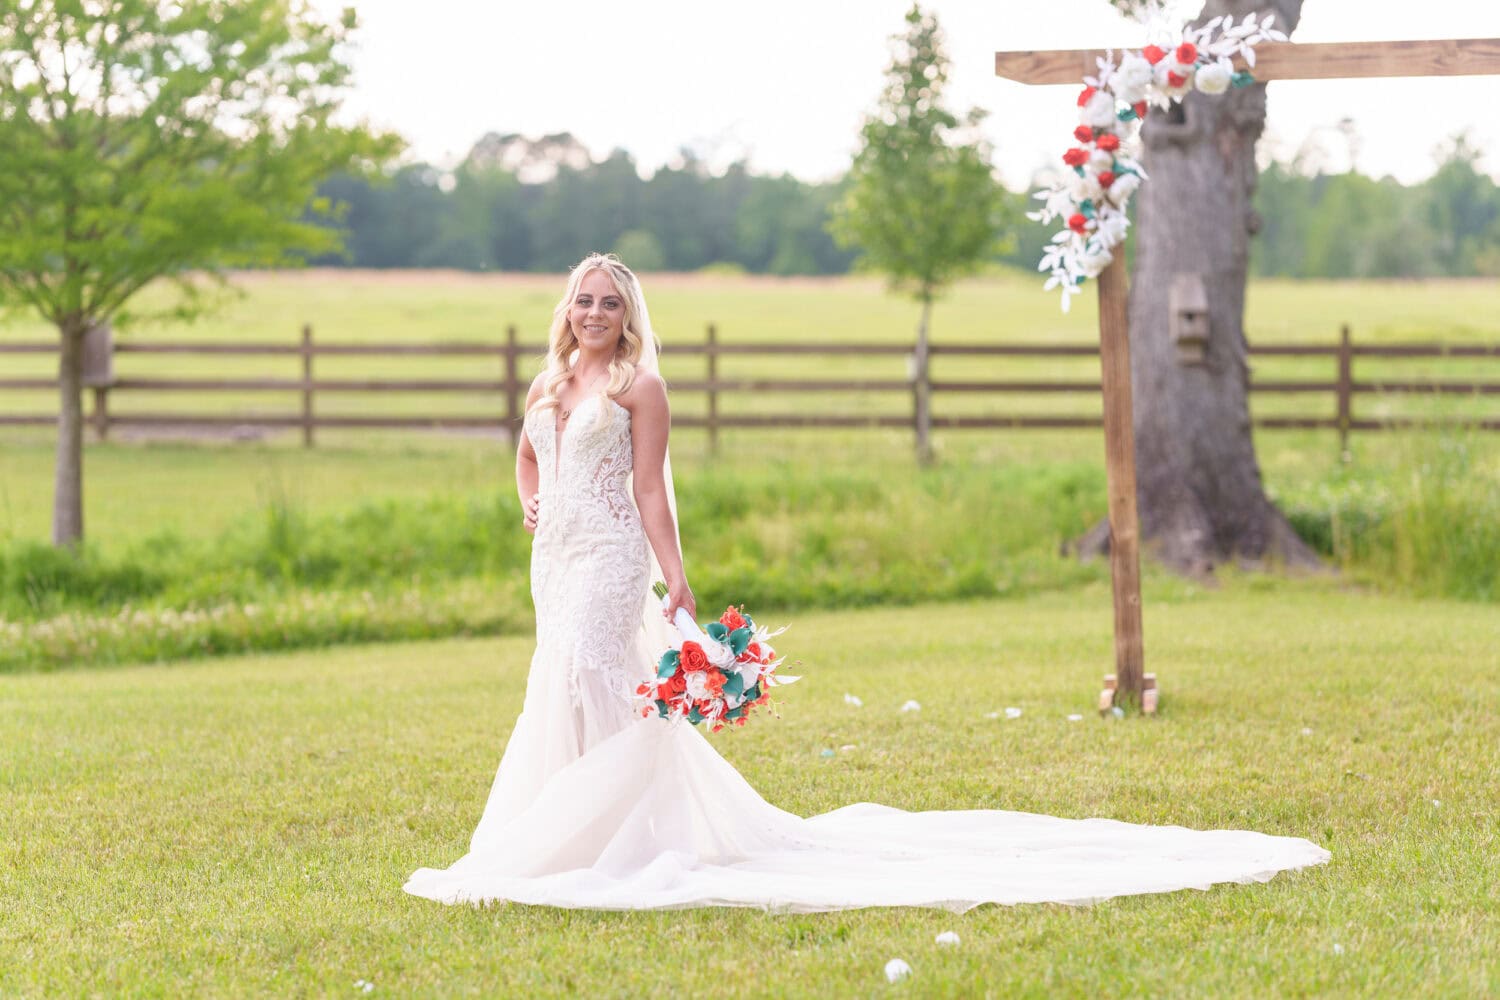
1170,273 -> 1209,366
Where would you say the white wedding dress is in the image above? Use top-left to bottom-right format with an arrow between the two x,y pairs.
403,395 -> 1330,912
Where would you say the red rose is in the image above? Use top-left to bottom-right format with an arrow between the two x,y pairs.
1133,101 -> 1148,121
1067,213 -> 1090,234
1096,133 -> 1121,152
1142,44 -> 1167,65
1076,85 -> 1096,107
1073,125 -> 1093,143
1062,147 -> 1089,167
680,641 -> 710,673
1176,42 -> 1197,65
669,672 -> 687,695
1098,171 -> 1116,188
1167,71 -> 1187,88
719,606 -> 747,630
740,641 -> 762,663
657,681 -> 675,701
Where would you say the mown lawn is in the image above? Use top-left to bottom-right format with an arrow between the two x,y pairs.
3,581 -> 1497,997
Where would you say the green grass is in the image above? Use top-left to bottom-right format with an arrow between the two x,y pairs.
3,581 -> 1497,996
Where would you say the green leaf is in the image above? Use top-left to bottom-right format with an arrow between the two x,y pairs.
706,622 -> 729,643
722,672 -> 745,699
657,649 -> 680,678
729,626 -> 752,656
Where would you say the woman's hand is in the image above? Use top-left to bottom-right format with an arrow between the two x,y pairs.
523,492 -> 540,534
664,579 -> 696,624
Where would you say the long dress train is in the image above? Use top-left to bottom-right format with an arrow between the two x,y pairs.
403,396 -> 1329,912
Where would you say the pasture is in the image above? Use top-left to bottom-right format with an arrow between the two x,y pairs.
2,271 -> 1498,996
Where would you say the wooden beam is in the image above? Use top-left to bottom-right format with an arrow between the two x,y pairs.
996,37 -> 1500,85
1095,256 -> 1145,706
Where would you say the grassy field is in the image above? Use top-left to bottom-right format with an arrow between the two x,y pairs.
3,582 -> 1497,997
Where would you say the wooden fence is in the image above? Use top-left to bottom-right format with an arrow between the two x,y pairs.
2,324 -> 1498,453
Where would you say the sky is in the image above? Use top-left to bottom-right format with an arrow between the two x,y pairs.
308,0 -> 1500,189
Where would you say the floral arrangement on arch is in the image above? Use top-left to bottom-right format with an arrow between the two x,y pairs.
1027,12 -> 1288,310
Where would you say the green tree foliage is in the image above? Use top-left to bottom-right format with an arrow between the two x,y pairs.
827,4 -> 1010,306
1251,134 -> 1500,279
0,0 -> 400,545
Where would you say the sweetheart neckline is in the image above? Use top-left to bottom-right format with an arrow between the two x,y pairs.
548,395 -> 630,485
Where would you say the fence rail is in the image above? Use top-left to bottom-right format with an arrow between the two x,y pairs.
3,323 -> 1499,451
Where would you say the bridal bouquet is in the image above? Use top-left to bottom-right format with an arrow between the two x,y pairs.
637,582 -> 798,731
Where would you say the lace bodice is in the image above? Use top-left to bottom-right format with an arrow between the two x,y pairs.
526,394 -> 639,539
523,394 -> 649,713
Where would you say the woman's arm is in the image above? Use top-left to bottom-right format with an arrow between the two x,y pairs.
516,373 -> 546,534
625,371 -> 695,621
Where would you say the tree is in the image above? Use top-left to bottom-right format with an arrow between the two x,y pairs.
828,3 -> 1010,462
0,0 -> 399,546
1078,0 -> 1320,573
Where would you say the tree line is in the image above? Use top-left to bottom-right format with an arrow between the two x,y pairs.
311,130 -> 1500,280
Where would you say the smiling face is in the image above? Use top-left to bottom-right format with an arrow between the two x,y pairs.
569,269 -> 627,357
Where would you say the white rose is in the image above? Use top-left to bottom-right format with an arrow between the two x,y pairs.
1107,172 -> 1141,206
1068,171 -> 1103,205
1095,211 -> 1129,246
1110,53 -> 1155,104
704,639 -> 735,669
1079,89 -> 1117,129
1194,62 -> 1232,95
684,670 -> 712,701
1078,245 -> 1113,278
1089,148 -> 1114,173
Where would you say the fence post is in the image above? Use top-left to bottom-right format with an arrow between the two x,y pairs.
81,320 -> 113,443
301,323 -> 314,448
911,336 -> 932,464
1336,323 -> 1352,461
91,387 -> 109,442
505,324 -> 520,450
706,323 -> 719,457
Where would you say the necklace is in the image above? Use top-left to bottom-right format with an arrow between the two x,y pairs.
559,369 -> 608,421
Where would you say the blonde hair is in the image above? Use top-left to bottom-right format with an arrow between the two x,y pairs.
529,253 -> 659,421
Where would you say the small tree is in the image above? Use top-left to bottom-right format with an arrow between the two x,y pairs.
0,0 -> 400,546
829,3 -> 1010,462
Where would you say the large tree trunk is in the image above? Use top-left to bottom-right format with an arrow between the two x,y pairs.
52,320 -> 86,547
1078,0 -> 1320,576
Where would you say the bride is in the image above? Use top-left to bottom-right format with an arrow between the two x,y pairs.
403,253 -> 1330,912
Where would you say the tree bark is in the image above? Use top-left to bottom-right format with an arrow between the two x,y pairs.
52,321 -> 86,547
1077,0 -> 1320,576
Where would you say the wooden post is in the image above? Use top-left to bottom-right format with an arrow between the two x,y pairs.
706,323 -> 719,457
300,323 -> 314,448
912,311 -> 932,464
505,324 -> 520,450
91,386 -> 109,442
1096,256 -> 1145,706
1336,323 -> 1352,461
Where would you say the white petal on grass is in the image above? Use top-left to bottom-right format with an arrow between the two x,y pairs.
935,931 -> 961,946
900,700 -> 921,713
843,693 -> 863,707
1005,707 -> 1023,719
884,958 -> 913,983
1332,943 -> 1345,956
1067,714 -> 1084,722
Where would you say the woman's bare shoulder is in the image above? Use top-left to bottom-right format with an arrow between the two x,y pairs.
619,366 -> 666,411
526,370 -> 547,406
